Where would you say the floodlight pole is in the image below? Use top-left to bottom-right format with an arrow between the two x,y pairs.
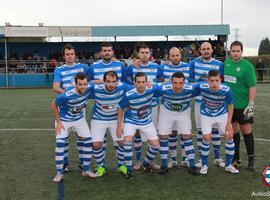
4,38 -> 8,87
221,0 -> 224,24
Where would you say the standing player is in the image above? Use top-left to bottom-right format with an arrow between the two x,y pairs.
156,72 -> 199,175
160,47 -> 191,168
195,70 -> 239,174
116,72 -> 160,179
189,42 -> 225,168
90,71 -> 132,176
126,44 -> 162,170
53,44 -> 90,172
88,42 -> 127,82
51,73 -> 97,182
88,42 -> 127,167
224,41 -> 256,170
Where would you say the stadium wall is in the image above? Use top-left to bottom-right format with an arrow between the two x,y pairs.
0,73 -> 53,88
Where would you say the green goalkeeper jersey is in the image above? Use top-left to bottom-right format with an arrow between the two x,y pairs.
224,58 -> 256,109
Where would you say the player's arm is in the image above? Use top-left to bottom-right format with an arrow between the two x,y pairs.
157,64 -> 164,82
51,99 -> 65,135
249,87 -> 256,103
225,103 -> 234,138
53,68 -> 64,94
120,63 -> 128,83
225,88 -> 234,137
116,96 -> 128,138
125,65 -> 134,85
243,86 -> 256,119
243,64 -> 257,119
87,64 -> 104,84
153,83 -> 162,97
192,83 -> 201,97
188,60 -> 195,83
53,82 -> 64,94
116,108 -> 124,138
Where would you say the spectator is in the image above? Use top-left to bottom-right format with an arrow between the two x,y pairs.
255,58 -> 264,82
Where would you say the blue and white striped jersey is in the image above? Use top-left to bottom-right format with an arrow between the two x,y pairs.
119,85 -> 159,126
160,62 -> 190,83
126,62 -> 162,107
156,83 -> 197,112
195,82 -> 233,117
53,63 -> 90,89
189,57 -> 224,103
55,83 -> 94,122
88,60 -> 126,82
90,82 -> 133,121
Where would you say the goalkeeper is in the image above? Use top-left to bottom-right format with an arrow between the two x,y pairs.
224,41 -> 256,170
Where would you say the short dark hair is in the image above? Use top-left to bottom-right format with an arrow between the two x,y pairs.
134,72 -> 147,82
230,41 -> 243,51
103,70 -> 118,81
138,44 -> 150,52
100,42 -> 113,50
74,72 -> 87,84
171,72 -> 185,81
62,44 -> 75,56
208,70 -> 219,78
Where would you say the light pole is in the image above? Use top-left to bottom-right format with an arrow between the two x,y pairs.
221,0 -> 224,24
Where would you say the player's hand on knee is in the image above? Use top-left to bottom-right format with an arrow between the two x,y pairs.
116,126 -> 123,138
243,101 -> 254,120
55,122 -> 65,135
225,123 -> 233,139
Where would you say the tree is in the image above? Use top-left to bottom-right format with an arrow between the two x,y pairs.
258,37 -> 270,55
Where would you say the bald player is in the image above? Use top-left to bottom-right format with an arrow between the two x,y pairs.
189,42 -> 225,168
160,47 -> 191,168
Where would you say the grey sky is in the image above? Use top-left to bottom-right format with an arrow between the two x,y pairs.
1,0 -> 269,55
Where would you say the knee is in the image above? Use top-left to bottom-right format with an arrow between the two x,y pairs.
117,140 -> 124,147
170,131 -> 177,136
93,142 -> 102,149
182,134 -> 191,140
159,135 -> 168,140
124,136 -> 133,143
240,124 -> 252,134
203,134 -> 211,142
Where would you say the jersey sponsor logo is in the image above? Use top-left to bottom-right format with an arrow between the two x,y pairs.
61,68 -> 84,75
224,75 -> 237,83
101,104 -> 118,110
71,104 -> 86,114
169,103 -> 183,111
261,165 -> 270,187
137,105 -> 149,118
203,99 -> 223,109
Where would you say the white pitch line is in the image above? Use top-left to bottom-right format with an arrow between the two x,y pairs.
0,128 -> 270,143
0,128 -> 54,131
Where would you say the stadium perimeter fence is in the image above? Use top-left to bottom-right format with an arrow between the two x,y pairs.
0,59 -> 270,88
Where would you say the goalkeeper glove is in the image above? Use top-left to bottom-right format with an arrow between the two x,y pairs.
243,101 -> 254,120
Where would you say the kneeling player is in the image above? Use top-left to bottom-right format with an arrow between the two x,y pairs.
51,73 -> 98,182
196,70 -> 239,175
90,71 -> 132,176
157,72 -> 199,175
116,72 -> 160,179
